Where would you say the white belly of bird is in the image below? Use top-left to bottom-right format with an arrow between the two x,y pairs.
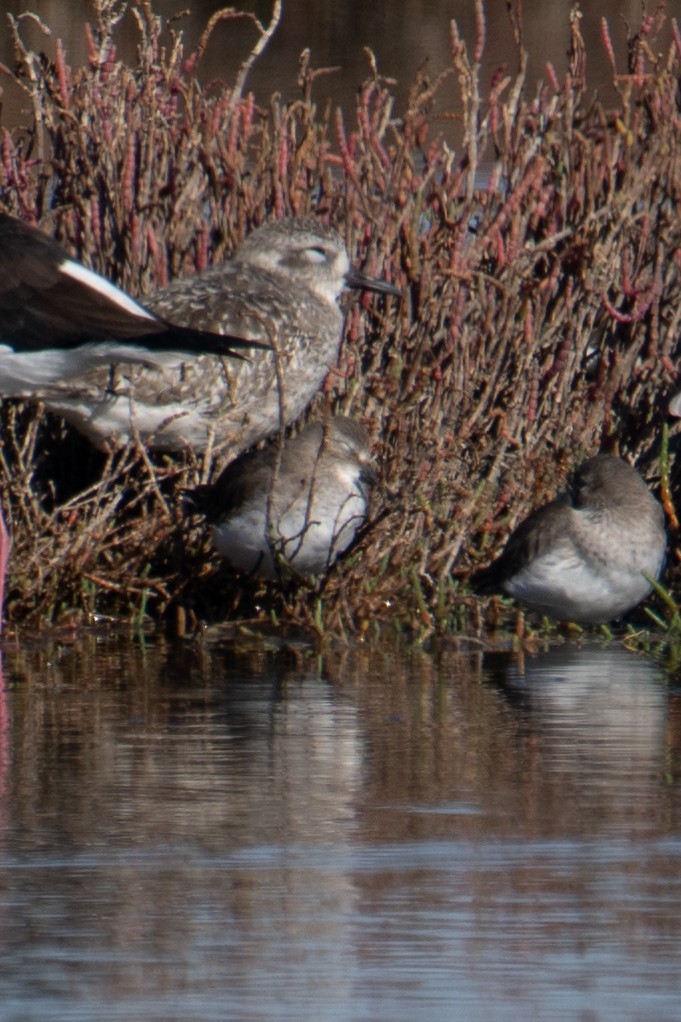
44,393 -> 234,452
506,547 -> 660,624
212,482 -> 367,579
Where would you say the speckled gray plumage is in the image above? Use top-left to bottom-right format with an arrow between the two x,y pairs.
37,218 -> 394,456
188,416 -> 375,578
472,455 -> 666,623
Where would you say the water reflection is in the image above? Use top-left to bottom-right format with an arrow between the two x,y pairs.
0,635 -> 680,1020
482,643 -> 676,830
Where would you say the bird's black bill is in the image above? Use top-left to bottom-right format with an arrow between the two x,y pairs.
344,268 -> 401,296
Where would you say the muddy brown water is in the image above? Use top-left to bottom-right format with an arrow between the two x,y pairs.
0,632 -> 680,1020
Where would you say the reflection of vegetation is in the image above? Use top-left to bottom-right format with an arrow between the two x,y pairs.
1,1 -> 680,639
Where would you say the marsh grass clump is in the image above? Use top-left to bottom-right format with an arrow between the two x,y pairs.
0,1 -> 680,635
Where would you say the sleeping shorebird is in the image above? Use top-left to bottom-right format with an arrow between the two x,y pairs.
471,455 -> 666,624
0,213 -> 398,626
186,416 -> 375,579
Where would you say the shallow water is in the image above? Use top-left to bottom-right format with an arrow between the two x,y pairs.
0,633 -> 680,1020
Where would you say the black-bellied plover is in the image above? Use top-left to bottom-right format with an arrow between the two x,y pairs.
187,416 -> 375,579
34,217 -> 400,454
471,455 -> 666,623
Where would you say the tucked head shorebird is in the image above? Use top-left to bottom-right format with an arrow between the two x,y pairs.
20,216 -> 400,455
186,416 -> 375,579
471,455 -> 666,624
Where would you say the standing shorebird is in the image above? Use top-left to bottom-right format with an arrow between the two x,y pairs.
471,455 -> 666,624
186,416 -> 375,579
21,217 -> 400,455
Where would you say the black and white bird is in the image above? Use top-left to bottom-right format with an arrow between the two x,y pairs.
186,416 -> 375,579
7,216 -> 399,455
0,211 -> 263,390
471,455 -> 666,624
0,213 -> 398,625
0,211 -> 266,631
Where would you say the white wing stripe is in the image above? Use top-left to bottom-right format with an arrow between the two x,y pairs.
60,259 -> 157,322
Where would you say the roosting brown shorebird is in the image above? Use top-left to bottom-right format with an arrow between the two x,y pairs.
187,416 -> 375,579
0,213 -> 399,626
471,455 -> 666,624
